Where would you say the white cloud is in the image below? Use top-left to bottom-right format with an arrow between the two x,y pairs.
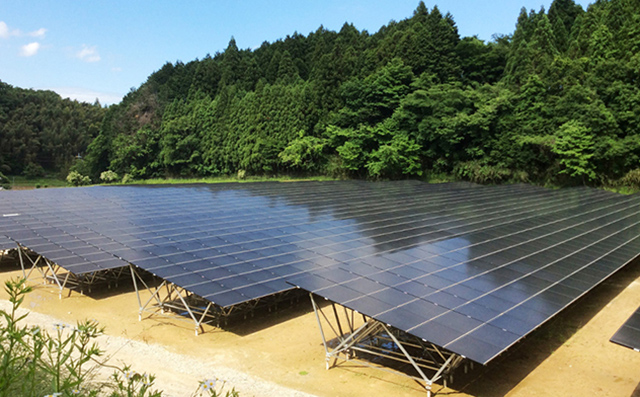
0,21 -> 45,39
111,67 -> 123,72
29,28 -> 47,38
0,22 -> 8,38
0,21 -> 17,38
76,44 -> 101,63
20,42 -> 40,57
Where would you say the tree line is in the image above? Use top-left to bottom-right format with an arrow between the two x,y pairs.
0,83 -> 105,179
2,0 -> 640,187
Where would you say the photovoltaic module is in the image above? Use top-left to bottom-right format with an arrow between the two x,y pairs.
1,181 -> 639,364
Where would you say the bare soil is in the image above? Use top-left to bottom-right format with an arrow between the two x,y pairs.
1,258 -> 639,397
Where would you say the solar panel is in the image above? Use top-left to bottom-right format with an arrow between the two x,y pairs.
0,235 -> 14,250
611,306 -> 640,351
286,186 -> 640,364
3,181 -> 640,364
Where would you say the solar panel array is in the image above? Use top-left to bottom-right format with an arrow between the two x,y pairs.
287,184 -> 640,364
0,235 -> 15,251
1,181 -> 639,364
1,181 -> 479,304
611,306 -> 640,351
0,191 -> 131,274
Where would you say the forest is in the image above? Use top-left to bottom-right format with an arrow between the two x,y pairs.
0,84 -> 105,181
1,0 -> 639,188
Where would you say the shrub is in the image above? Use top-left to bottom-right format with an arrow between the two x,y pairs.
23,163 -> 45,179
236,169 -> 246,180
121,174 -> 135,184
0,171 -> 10,190
0,278 -> 240,397
108,367 -> 162,397
279,131 -> 327,172
324,155 -> 348,179
100,170 -> 119,183
365,134 -> 422,179
453,161 -> 513,184
552,120 -> 595,182
0,278 -> 103,396
621,168 -> 640,189
66,171 -> 91,187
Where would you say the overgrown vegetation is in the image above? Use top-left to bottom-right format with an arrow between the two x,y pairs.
0,278 -> 239,397
2,0 -> 639,188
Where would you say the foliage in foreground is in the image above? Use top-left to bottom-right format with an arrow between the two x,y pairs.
0,278 -> 239,397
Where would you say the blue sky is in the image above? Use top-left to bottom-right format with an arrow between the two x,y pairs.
0,0 -> 592,105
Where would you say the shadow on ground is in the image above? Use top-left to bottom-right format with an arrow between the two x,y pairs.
223,291 -> 316,336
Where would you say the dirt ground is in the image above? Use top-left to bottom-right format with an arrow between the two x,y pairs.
1,257 -> 639,397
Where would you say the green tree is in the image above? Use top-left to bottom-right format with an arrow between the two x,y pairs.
552,120 -> 596,182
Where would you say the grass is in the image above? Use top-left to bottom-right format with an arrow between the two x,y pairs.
2,175 -> 337,190
6,172 -> 640,195
602,185 -> 640,195
421,171 -> 456,184
124,175 -> 337,185
5,175 -> 67,189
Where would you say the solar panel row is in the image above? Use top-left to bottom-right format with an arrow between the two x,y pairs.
289,188 -> 640,363
1,181 -> 513,303
611,306 -> 640,351
1,181 -> 639,365
0,214 -> 130,274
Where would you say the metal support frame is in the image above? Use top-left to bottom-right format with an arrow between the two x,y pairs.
16,244 -> 128,298
310,293 -> 464,396
130,264 -> 307,335
130,264 -> 215,335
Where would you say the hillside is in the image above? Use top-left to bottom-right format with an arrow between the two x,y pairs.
2,0 -> 639,187
0,83 -> 105,178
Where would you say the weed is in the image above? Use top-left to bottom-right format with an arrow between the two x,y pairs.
0,278 -> 240,397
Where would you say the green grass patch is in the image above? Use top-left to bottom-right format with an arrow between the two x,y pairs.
421,171 -> 456,184
120,175 -> 337,185
602,185 -> 640,195
6,175 -> 67,189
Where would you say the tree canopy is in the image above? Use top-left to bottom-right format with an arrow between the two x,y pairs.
2,0 -> 639,187
0,83 -> 105,176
